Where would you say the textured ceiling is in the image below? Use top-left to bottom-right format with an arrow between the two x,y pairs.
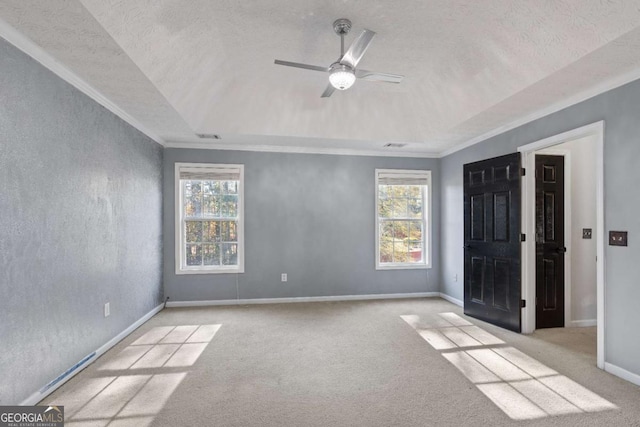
2,1 -> 640,155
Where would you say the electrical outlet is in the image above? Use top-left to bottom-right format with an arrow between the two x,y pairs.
281,273 -> 287,282
454,274 -> 458,282
583,228 -> 592,239
104,302 -> 110,317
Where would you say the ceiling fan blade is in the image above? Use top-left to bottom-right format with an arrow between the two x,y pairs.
356,69 -> 404,84
340,29 -> 376,69
321,83 -> 336,98
274,60 -> 328,73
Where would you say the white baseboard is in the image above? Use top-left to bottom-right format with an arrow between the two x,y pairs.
604,362 -> 640,387
20,303 -> 164,406
166,292 -> 441,308
569,319 -> 597,327
439,293 -> 463,307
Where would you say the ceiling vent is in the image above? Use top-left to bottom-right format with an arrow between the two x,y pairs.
383,143 -> 407,148
196,133 -> 222,140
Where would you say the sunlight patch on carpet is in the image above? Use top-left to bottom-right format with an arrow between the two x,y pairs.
416,329 -> 457,350
99,324 -> 221,371
402,312 -> 617,420
48,324 -> 222,426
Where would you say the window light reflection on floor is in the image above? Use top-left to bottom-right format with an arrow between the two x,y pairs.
47,324 -> 221,427
402,312 -> 617,420
100,324 -> 221,371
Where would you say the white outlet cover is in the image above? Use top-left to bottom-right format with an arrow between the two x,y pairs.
281,273 -> 287,282
104,302 -> 110,317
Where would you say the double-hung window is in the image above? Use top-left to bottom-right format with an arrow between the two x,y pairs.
375,169 -> 431,269
176,163 -> 244,274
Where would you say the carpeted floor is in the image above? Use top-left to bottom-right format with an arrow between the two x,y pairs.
43,298 -> 640,426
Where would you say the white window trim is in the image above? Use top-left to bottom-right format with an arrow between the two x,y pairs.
175,162 -> 245,275
375,168 -> 432,270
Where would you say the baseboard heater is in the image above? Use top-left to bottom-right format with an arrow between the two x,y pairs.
40,352 -> 96,393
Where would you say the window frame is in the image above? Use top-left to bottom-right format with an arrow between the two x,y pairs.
175,162 -> 245,275
375,168 -> 432,270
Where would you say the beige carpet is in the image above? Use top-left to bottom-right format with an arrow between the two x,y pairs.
43,298 -> 640,426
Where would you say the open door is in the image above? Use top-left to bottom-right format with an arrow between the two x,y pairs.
464,153 -> 522,332
535,154 -> 566,328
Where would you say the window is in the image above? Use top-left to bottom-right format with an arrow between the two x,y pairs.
175,163 -> 244,274
375,169 -> 431,269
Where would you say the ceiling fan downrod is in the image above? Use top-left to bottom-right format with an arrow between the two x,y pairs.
333,18 -> 352,58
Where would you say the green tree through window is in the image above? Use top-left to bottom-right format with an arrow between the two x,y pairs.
176,164 -> 244,274
376,170 -> 430,268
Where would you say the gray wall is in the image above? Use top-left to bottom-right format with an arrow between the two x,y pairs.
440,78 -> 640,378
164,149 -> 440,301
0,38 -> 163,404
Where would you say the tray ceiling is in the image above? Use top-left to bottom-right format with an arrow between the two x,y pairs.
2,1 -> 640,156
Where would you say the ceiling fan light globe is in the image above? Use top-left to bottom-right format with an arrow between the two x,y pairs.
329,65 -> 356,90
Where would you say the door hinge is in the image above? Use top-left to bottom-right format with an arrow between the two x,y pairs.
520,299 -> 526,308
521,167 -> 526,176
520,233 -> 526,242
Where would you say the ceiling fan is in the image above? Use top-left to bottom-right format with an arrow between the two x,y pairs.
274,18 -> 404,98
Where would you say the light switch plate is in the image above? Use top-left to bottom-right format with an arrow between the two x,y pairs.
609,231 -> 628,246
583,228 -> 592,239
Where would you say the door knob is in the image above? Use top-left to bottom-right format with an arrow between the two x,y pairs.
556,247 -> 567,254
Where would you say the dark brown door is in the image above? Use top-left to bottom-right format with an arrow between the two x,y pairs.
535,155 -> 565,329
464,153 -> 522,332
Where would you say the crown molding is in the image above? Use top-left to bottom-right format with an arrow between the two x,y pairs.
164,139 -> 439,158
0,18 -> 165,146
6,15 -> 639,159
438,65 -> 640,158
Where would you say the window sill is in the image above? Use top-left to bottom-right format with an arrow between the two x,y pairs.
176,267 -> 244,275
376,264 -> 431,271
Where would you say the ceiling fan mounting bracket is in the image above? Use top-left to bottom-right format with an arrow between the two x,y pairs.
333,18 -> 352,36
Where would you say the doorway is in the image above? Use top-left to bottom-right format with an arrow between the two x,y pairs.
518,121 -> 605,368
535,154 -> 566,329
